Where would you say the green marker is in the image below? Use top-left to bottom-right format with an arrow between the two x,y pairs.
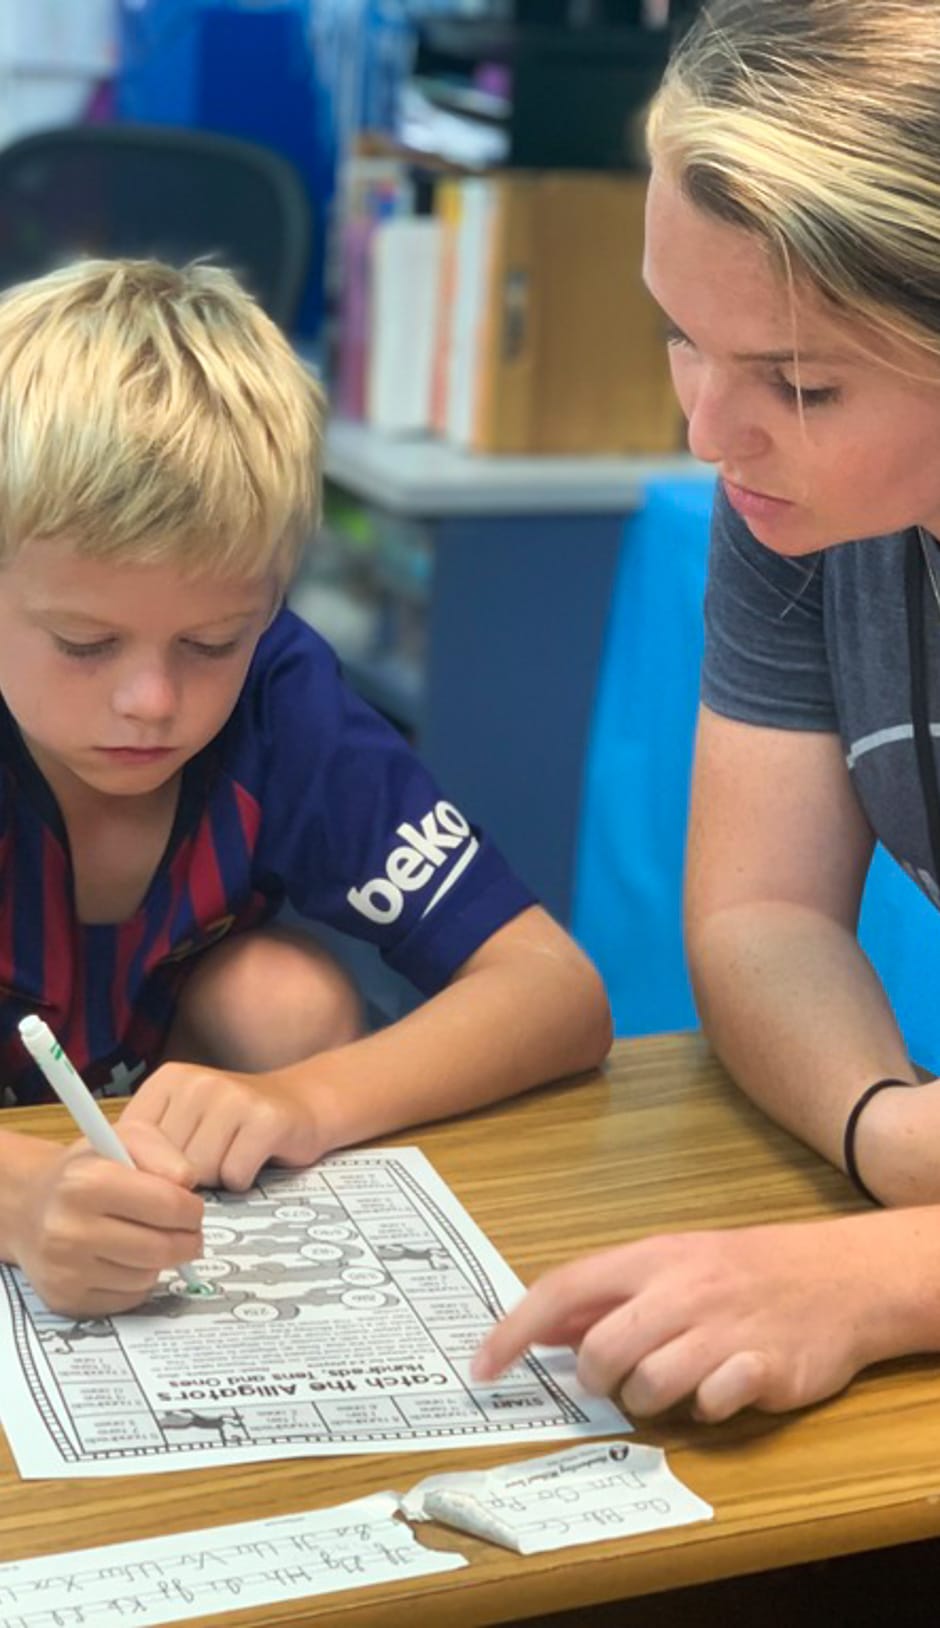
18,1014 -> 216,1300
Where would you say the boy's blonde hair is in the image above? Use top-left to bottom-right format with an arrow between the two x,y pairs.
0,257 -> 325,586
647,0 -> 940,368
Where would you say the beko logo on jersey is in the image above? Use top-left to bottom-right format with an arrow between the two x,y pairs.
347,801 -> 479,924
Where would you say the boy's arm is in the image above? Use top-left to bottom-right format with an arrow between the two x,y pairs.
309,904 -> 612,1151
122,906 -> 612,1188
0,1126 -> 61,1257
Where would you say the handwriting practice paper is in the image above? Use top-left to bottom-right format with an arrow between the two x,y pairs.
0,1148 -> 624,1478
0,1445 -> 710,1628
0,1494 -> 465,1628
402,1441 -> 714,1554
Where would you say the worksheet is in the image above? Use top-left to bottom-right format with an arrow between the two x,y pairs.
0,1148 -> 625,1478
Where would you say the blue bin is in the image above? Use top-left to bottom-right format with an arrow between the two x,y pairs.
116,0 -> 330,336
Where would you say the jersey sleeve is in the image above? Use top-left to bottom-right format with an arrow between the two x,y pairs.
247,614 -> 536,995
701,486 -> 838,731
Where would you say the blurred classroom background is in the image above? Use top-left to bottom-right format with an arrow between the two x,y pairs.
1,0 -> 936,1068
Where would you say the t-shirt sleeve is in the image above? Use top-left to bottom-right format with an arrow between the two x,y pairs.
250,616 -> 536,996
701,486 -> 838,731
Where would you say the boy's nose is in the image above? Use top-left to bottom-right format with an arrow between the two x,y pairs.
111,665 -> 178,724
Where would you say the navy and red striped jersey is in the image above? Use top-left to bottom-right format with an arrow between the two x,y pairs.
0,610 -> 534,1105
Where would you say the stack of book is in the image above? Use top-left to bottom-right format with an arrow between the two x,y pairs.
334,159 -> 682,456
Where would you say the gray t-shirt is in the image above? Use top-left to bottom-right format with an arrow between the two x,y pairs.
701,486 -> 939,906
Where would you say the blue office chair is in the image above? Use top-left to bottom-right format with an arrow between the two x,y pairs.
0,123 -> 312,330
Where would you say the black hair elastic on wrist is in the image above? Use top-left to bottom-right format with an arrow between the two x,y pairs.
843,1078 -> 919,1206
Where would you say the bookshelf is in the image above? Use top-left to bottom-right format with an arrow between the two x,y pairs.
291,418 -> 703,934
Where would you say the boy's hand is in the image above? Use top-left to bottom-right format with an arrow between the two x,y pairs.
472,1217 -> 907,1422
14,1124 -> 204,1320
118,1063 -> 331,1190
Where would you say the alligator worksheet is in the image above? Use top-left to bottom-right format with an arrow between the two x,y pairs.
0,1147 -> 625,1478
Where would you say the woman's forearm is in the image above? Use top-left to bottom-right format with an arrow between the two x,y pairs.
687,900 -> 914,1172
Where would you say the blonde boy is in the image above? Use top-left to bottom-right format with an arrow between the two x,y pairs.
0,259 -> 610,1318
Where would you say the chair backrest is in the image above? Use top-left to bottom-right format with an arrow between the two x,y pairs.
0,123 -> 312,330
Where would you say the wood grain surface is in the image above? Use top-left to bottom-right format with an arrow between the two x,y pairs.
1,1033 -> 938,1628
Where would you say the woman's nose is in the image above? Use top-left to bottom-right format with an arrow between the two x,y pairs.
684,371 -> 772,467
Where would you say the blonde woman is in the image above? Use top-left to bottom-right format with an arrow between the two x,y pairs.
476,0 -> 940,1421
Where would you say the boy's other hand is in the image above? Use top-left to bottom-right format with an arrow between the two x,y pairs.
471,1217 -> 912,1422
14,1123 -> 204,1320
118,1063 -> 331,1190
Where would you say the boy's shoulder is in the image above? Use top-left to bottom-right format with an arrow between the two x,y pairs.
218,606 -> 392,789
235,606 -> 346,732
251,604 -> 338,681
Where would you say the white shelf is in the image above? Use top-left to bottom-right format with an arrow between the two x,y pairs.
323,418 -> 702,519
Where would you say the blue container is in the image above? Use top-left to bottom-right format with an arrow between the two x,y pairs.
116,0 -> 331,336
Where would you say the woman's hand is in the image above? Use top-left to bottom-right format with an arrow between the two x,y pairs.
473,1214 -> 931,1421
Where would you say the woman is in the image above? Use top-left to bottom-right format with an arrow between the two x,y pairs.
475,0 -> 940,1422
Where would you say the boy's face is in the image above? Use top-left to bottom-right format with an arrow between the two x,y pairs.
0,539 -> 275,801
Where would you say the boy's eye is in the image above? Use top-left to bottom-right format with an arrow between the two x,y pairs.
181,637 -> 242,659
53,636 -> 116,660
52,634 -> 243,660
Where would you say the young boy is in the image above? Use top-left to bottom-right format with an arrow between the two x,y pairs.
0,258 -> 611,1320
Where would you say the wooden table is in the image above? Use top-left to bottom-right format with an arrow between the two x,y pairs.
2,1032 -> 940,1626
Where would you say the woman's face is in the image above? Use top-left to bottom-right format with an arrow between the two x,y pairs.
644,166 -> 940,555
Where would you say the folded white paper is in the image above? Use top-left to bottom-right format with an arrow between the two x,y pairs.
401,1440 -> 713,1554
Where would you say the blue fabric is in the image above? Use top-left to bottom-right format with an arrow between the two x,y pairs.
573,478 -> 713,1037
573,477 -> 940,1073
859,845 -> 940,1073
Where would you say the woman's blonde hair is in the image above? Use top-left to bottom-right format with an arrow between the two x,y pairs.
647,0 -> 940,364
0,257 -> 325,586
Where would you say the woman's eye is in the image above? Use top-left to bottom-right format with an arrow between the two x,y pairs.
774,374 -> 841,408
